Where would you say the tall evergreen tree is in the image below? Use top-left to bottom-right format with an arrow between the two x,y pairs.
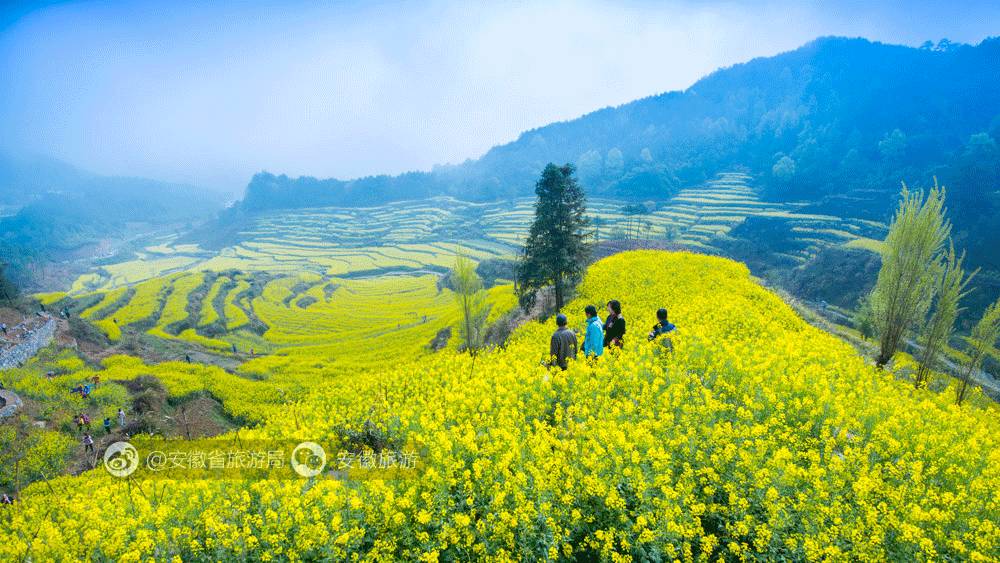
869,182 -> 950,367
518,164 -> 589,310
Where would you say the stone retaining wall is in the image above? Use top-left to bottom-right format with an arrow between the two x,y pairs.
0,317 -> 57,370
0,389 -> 23,419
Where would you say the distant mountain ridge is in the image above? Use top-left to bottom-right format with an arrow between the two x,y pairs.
230,35 -> 1000,322
238,36 -> 1000,220
0,153 -> 225,288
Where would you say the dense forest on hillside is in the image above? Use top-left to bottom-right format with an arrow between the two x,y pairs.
239,38 -> 999,215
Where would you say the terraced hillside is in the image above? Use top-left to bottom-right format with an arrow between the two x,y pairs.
482,172 -> 886,263
39,172 -> 886,362
56,173 -> 884,295
55,269 -> 516,373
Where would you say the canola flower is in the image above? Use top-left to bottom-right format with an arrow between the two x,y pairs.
1,251 -> 997,561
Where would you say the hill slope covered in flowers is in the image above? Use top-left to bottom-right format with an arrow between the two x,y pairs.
3,251 -> 999,561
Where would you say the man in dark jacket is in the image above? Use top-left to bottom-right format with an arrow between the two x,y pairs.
549,313 -> 578,370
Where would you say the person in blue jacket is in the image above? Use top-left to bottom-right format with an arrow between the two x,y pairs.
648,307 -> 677,352
582,305 -> 604,358
647,308 -> 676,340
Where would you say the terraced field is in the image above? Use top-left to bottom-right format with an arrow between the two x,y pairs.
481,172 -> 886,263
55,269 -> 497,371
60,173 -> 883,297
45,172 -> 885,360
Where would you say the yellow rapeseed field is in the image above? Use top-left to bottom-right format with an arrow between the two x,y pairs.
2,251 -> 997,561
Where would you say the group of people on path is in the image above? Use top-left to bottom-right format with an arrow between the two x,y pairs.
548,300 -> 676,370
79,408 -> 127,455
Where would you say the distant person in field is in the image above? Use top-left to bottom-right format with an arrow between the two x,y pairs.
648,308 -> 676,340
82,413 -> 91,430
231,343 -> 237,354
648,308 -> 677,352
103,417 -> 112,435
582,305 -> 604,358
603,300 -> 626,348
0,493 -> 13,505
117,408 -> 126,428
82,433 -> 94,454
549,313 -> 578,370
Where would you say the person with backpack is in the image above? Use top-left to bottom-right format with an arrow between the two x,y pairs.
648,307 -> 677,352
603,300 -> 626,349
648,308 -> 676,340
582,305 -> 604,358
82,434 -> 95,454
548,313 -> 578,370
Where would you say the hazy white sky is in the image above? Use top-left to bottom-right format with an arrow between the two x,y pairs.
1,0 -> 997,193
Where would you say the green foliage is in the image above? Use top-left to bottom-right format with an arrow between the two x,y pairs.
915,245 -> 975,388
517,164 -> 590,310
869,182 -> 950,367
0,262 -> 17,302
957,298 -> 1000,404
772,155 -> 796,181
449,255 -> 490,355
853,295 -> 876,341
0,426 -> 75,493
878,129 -> 908,159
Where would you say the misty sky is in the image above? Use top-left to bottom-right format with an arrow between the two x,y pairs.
1,1 -> 998,194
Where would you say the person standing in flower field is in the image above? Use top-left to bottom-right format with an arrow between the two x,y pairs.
117,408 -> 126,428
82,433 -> 94,454
549,313 -> 578,370
604,300 -> 626,348
648,307 -> 677,352
103,417 -> 112,435
582,305 -> 604,358
647,308 -> 676,340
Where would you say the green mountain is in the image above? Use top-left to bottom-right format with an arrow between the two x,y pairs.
239,37 -> 999,214
232,36 -> 1000,320
0,154 -> 225,288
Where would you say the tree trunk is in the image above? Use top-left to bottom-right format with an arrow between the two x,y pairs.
876,328 -> 900,368
554,277 -> 564,310
956,358 -> 978,405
